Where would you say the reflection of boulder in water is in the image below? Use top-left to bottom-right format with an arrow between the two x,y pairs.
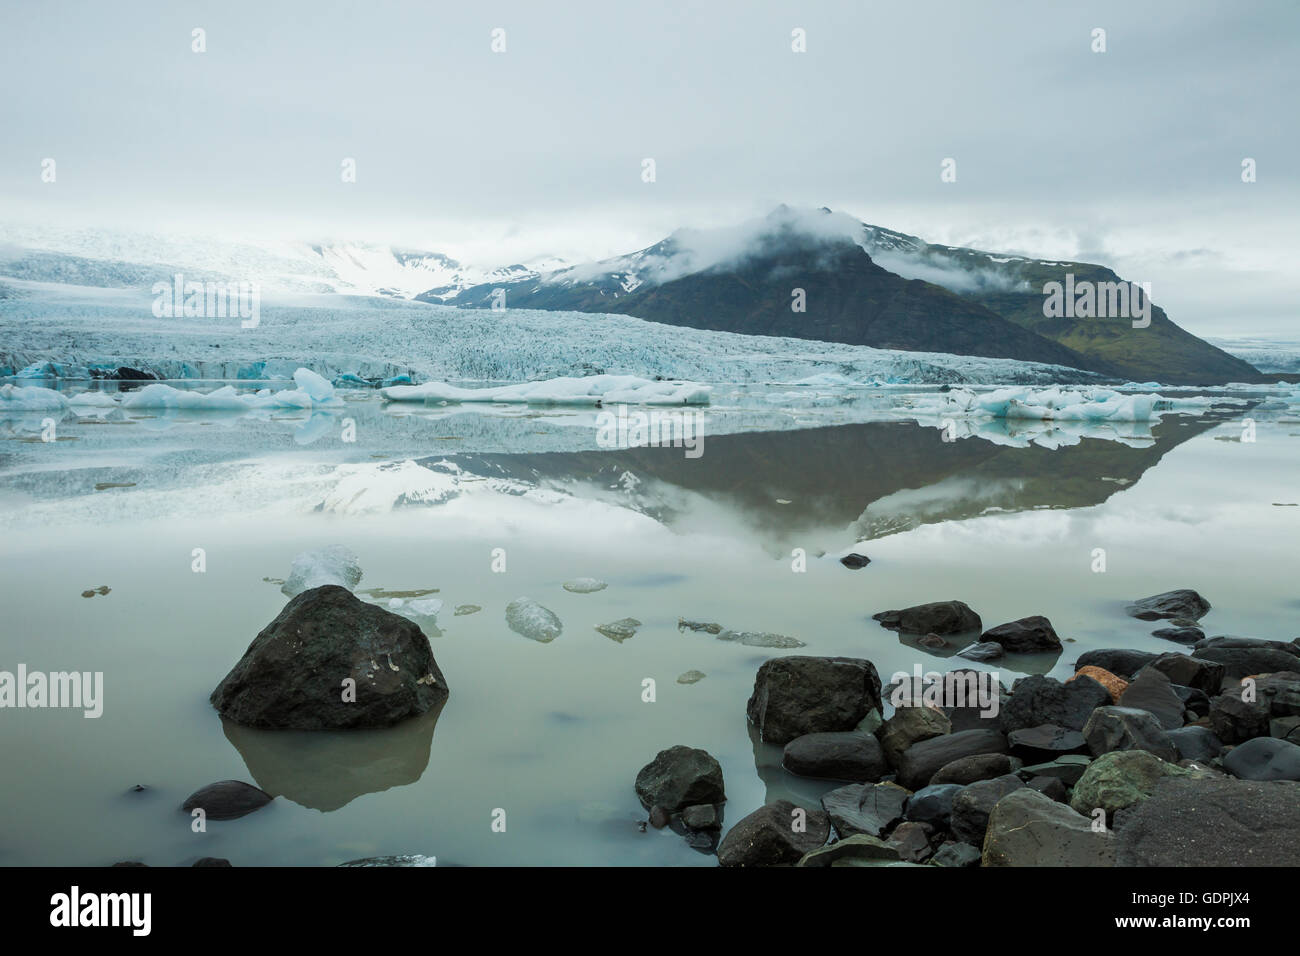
221,702 -> 443,812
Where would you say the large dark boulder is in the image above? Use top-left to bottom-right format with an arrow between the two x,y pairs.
1007,724 -> 1089,762
782,732 -> 888,781
982,789 -> 1115,867
210,585 -> 448,729
872,601 -> 981,636
904,783 -> 964,828
999,674 -> 1111,733
1166,726 -> 1224,762
979,616 -> 1062,653
634,746 -> 725,813
746,656 -> 882,745
1115,777 -> 1300,866
717,800 -> 830,867
1208,686 -> 1273,744
896,729 -> 1009,790
1125,589 -> 1211,621
931,752 -> 1018,786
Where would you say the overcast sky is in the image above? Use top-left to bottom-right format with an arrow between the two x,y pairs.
2,0 -> 1297,335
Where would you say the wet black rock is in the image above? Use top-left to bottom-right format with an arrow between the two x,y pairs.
1118,668 -> 1185,730
887,821 -> 935,862
1082,706 -> 1177,761
839,553 -> 871,569
1007,724 -> 1089,762
1171,683 -> 1211,718
210,585 -> 448,729
716,800 -> 830,867
1208,686 -> 1273,744
1166,726 -> 1224,762
1075,649 -> 1159,680
746,656 -> 882,745
872,600 -> 981,636
896,729 -> 1009,790
1145,653 -> 1225,696
903,783 -> 963,828
1191,646 -> 1300,682
181,780 -> 274,821
878,705 -> 951,767
1221,737 -> 1300,781
1026,775 -> 1069,803
951,774 -> 1025,845
1125,589 -> 1211,621
634,746 -> 725,813
112,366 -> 158,381
681,804 -> 721,831
193,857 -> 232,867
980,616 -> 1062,653
930,841 -> 981,867
999,674 -> 1111,733
1151,626 -> 1204,645
1115,777 -> 1300,866
1015,755 -> 1092,787
931,752 -> 1018,786
983,789 -> 1115,867
782,731 -> 888,781
822,781 -> 910,838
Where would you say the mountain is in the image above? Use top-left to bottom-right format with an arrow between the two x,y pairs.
427,207 -> 1262,384
427,208 -> 1105,372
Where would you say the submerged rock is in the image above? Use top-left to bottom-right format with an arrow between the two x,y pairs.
634,746 -> 725,813
678,619 -> 722,634
1151,625 -> 1204,645
181,780 -> 273,821
282,545 -> 362,598
873,600 -> 981,636
956,641 -> 1003,662
211,585 -> 448,729
505,598 -> 563,643
1125,589 -> 1211,621
676,670 -> 707,685
746,656 -> 883,745
453,604 -> 481,616
717,629 -> 806,648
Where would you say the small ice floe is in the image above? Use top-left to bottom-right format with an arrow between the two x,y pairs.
67,391 -> 120,408
677,670 -> 707,684
934,385 -> 1211,423
505,598 -> 563,643
386,597 -> 443,620
563,577 -> 607,594
595,618 -> 641,642
281,545 -> 363,597
454,604 -> 482,616
0,384 -> 70,411
380,374 -> 711,407
716,629 -> 806,648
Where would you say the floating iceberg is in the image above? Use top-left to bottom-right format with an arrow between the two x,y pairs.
282,545 -> 364,597
119,368 -> 344,411
505,598 -> 564,643
935,386 -> 1210,423
380,374 -> 710,406
0,384 -> 70,411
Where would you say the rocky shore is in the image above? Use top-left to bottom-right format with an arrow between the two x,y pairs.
636,589 -> 1300,867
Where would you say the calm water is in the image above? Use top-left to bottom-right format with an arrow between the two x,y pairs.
1,384 -> 1297,865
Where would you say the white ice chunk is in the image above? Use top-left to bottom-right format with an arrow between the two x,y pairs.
505,597 -> 564,642
0,384 -> 70,410
381,374 -> 710,406
282,545 -> 364,597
